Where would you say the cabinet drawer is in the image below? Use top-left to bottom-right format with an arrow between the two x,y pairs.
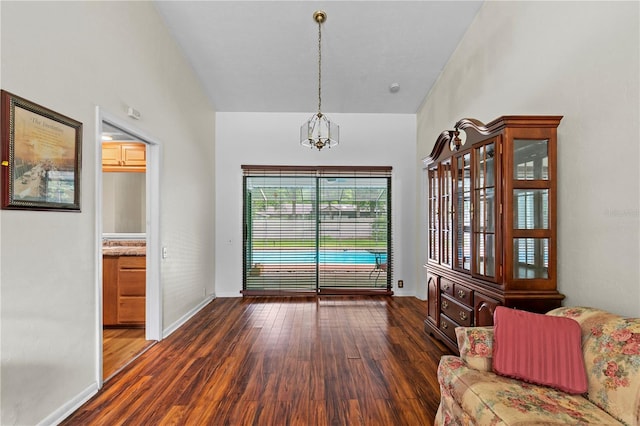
440,278 -> 454,296
439,314 -> 458,343
119,256 -> 145,269
441,294 -> 473,327
453,283 -> 473,306
119,270 -> 145,296
118,297 -> 145,323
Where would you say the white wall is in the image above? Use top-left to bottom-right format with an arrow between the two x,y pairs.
215,113 -> 416,297
103,172 -> 146,234
417,2 -> 640,316
0,2 -> 215,425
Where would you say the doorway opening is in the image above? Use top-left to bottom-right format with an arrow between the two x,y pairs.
96,110 -> 162,384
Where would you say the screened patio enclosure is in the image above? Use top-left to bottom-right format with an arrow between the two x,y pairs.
242,166 -> 392,295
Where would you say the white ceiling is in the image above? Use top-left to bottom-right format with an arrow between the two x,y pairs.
154,1 -> 483,114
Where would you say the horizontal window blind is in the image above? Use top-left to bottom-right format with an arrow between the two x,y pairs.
242,166 -> 392,295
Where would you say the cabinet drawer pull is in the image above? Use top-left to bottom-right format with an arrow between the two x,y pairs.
442,300 -> 449,309
459,311 -> 467,321
443,283 -> 450,291
441,322 -> 448,330
457,290 -> 466,299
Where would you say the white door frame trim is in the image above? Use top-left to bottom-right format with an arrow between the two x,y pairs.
94,107 -> 163,388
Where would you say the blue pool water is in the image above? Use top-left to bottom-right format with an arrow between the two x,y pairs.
251,249 -> 387,265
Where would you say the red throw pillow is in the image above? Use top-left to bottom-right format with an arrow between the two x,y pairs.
492,306 -> 588,394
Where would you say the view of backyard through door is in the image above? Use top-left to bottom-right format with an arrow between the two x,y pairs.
243,167 -> 392,295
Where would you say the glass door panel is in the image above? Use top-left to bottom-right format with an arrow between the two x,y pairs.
244,176 -> 317,291
440,161 -> 453,267
514,139 -> 549,180
513,238 -> 549,278
514,189 -> 549,229
317,176 -> 390,290
455,153 -> 471,271
428,167 -> 439,263
473,142 -> 496,279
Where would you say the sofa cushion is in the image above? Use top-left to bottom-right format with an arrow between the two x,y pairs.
437,355 -> 623,425
455,326 -> 493,372
548,307 -> 640,425
492,306 -> 588,394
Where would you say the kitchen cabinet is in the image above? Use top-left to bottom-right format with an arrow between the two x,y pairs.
423,116 -> 565,352
102,142 -> 146,172
103,255 -> 146,327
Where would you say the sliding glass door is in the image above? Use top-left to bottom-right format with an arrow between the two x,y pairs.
243,166 -> 391,295
244,174 -> 318,292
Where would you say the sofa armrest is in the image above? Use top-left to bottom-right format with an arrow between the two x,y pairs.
455,326 -> 494,372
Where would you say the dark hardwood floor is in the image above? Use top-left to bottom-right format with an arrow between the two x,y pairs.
63,296 -> 451,425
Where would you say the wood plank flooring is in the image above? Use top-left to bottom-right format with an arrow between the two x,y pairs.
63,296 -> 452,425
103,328 -> 155,380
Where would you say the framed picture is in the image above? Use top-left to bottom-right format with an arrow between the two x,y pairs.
1,90 -> 82,211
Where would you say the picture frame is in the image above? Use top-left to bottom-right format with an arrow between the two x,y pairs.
1,90 -> 82,211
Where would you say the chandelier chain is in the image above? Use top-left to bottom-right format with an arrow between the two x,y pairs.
300,10 -> 338,151
318,17 -> 322,114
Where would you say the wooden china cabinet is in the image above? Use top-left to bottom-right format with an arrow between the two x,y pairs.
423,116 -> 565,352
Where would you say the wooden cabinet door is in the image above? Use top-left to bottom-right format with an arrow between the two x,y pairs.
426,273 -> 439,326
427,167 -> 439,263
103,256 -> 119,326
102,144 -> 122,167
121,143 -> 146,167
474,292 -> 501,326
472,137 -> 501,283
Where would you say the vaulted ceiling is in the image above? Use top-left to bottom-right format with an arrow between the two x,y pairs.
154,1 -> 483,114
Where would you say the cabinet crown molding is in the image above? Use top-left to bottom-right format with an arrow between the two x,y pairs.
423,116 -> 563,166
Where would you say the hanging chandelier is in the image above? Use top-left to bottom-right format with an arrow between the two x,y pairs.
300,10 -> 339,151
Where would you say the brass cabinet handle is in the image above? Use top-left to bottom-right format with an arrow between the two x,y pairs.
459,311 -> 467,321
441,323 -> 448,330
443,283 -> 450,291
442,300 -> 449,309
457,290 -> 466,299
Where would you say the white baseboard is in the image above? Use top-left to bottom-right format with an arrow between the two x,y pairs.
38,383 -> 98,426
163,294 -> 216,338
214,291 -> 243,298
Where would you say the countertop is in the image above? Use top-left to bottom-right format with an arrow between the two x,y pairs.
102,239 -> 146,256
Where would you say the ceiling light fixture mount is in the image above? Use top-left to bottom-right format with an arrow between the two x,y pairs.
300,10 -> 339,151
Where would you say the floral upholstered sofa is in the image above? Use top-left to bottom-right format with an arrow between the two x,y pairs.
435,307 -> 640,425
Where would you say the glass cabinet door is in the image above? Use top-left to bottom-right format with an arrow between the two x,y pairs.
454,153 -> 471,272
473,140 -> 497,279
512,139 -> 551,279
440,161 -> 453,267
428,166 -> 439,263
